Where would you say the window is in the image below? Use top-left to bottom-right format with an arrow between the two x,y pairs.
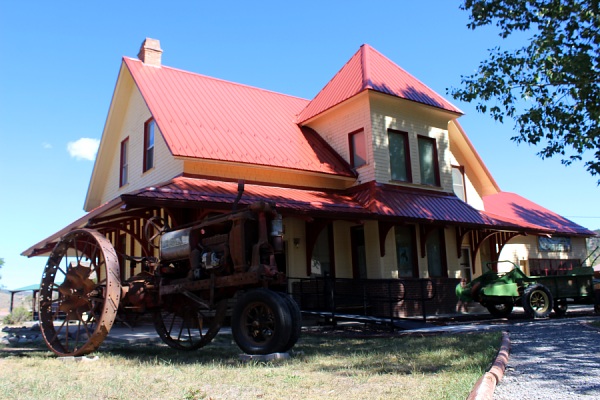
529,258 -> 580,276
418,136 -> 440,186
311,225 -> 334,277
452,166 -> 466,201
349,129 -> 367,169
388,129 -> 411,182
426,228 -> 447,277
351,226 -> 367,279
395,225 -> 417,277
144,118 -> 155,172
119,138 -> 129,187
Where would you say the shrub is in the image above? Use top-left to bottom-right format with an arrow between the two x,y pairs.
2,306 -> 31,325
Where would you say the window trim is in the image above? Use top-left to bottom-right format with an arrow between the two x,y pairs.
348,128 -> 367,169
119,137 -> 129,187
143,118 -> 155,172
417,135 -> 440,186
388,129 -> 412,183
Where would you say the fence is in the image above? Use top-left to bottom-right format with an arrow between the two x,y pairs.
288,276 -> 460,324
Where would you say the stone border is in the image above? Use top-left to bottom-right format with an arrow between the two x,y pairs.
467,330 -> 510,400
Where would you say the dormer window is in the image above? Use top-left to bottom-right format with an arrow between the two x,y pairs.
144,118 -> 155,172
388,129 -> 411,182
349,129 -> 367,169
418,136 -> 440,186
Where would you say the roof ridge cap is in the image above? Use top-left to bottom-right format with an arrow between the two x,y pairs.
123,56 -> 309,102
361,44 -> 370,91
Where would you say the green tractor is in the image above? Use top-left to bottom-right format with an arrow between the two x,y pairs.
456,261 -> 597,318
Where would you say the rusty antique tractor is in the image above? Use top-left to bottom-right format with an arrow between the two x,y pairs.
37,199 -> 301,357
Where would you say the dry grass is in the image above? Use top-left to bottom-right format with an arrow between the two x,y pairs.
0,329 -> 500,400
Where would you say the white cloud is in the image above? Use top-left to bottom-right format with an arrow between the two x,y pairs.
42,142 -> 52,149
67,138 -> 100,161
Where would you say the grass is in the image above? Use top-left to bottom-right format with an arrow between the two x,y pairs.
0,329 -> 501,400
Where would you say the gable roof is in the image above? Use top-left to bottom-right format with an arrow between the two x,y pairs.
483,192 -> 595,236
297,44 -> 463,122
123,57 -> 354,177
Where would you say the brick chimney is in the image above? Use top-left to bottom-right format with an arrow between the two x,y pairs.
138,38 -> 162,66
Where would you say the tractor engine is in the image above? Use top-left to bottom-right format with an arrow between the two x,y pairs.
157,201 -> 283,280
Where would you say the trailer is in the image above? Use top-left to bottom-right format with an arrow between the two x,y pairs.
456,261 -> 598,318
37,192 -> 301,357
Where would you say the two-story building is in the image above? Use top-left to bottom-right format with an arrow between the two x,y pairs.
23,38 -> 595,318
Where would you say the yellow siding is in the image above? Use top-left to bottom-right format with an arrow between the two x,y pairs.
332,221 -> 353,278
498,236 -> 589,273
444,227 -> 460,277
363,221 -> 382,278
283,217 -> 307,278
369,93 -> 455,192
304,93 -> 375,184
449,152 -> 484,210
99,86 -> 183,205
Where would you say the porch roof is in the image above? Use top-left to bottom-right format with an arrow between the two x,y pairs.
483,192 -> 596,236
121,176 -> 370,218
124,177 -> 524,231
349,183 -> 532,231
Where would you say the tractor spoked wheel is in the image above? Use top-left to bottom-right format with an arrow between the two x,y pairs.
153,297 -> 227,350
231,289 -> 294,355
523,284 -> 553,319
38,229 -> 121,356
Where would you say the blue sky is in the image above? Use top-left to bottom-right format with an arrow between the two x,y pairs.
0,1 -> 598,290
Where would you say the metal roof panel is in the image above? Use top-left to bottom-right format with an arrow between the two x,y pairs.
124,58 -> 354,177
298,44 -> 463,122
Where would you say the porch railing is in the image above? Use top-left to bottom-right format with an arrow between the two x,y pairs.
287,276 -> 437,324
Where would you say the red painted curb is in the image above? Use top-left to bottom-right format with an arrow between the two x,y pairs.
467,331 -> 510,400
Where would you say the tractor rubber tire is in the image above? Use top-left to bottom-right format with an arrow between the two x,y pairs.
523,284 -> 553,319
486,302 -> 514,318
275,292 -> 302,352
231,288 -> 293,355
553,299 -> 568,317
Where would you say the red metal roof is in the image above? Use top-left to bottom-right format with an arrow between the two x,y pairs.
483,192 -> 595,236
297,44 -> 463,122
350,183 -> 515,228
123,58 -> 354,177
124,176 -> 369,216
124,178 -> 532,231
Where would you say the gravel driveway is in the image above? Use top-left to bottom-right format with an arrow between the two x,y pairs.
494,310 -> 600,399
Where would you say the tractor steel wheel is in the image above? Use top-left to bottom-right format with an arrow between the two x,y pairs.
231,289 -> 293,355
153,296 -> 227,350
486,302 -> 514,318
553,299 -> 568,317
38,229 -> 121,356
523,284 -> 553,319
